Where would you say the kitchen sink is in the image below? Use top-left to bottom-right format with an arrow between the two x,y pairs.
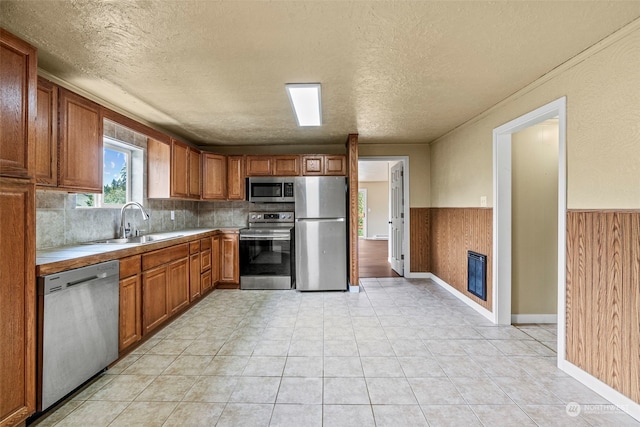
85,234 -> 184,245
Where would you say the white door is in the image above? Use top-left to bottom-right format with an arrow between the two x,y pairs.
389,162 -> 404,275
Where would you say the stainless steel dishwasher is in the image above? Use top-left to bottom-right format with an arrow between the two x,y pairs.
38,260 -> 119,411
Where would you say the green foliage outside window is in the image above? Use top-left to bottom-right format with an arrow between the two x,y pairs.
358,191 -> 365,237
103,163 -> 127,205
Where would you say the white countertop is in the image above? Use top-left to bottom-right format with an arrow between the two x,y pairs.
36,228 -> 240,268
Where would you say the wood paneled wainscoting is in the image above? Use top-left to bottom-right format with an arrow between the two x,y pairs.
409,208 -> 430,272
566,210 -> 640,404
429,208 -> 493,311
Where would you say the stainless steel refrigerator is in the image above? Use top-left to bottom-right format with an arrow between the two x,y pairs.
294,176 -> 348,291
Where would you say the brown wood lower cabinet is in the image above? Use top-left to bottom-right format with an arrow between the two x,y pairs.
219,232 -> 239,285
212,234 -> 221,284
0,179 -> 36,426
119,275 -> 141,351
142,265 -> 170,335
200,237 -> 212,293
189,252 -> 201,301
168,258 -> 189,315
119,255 -> 142,352
119,233 -> 237,348
141,243 -> 189,334
201,270 -> 212,293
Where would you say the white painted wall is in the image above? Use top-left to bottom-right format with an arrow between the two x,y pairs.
511,120 -> 558,315
359,181 -> 389,238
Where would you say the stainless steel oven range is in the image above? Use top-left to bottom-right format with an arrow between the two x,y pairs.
239,211 -> 294,290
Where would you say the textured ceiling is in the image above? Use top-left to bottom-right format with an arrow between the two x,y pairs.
2,1 -> 640,147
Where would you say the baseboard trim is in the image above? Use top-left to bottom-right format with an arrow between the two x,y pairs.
559,360 -> 640,422
511,314 -> 558,324
430,274 -> 494,322
405,272 -> 430,279
348,284 -> 360,293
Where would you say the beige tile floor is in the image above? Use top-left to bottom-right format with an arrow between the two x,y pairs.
33,278 -> 639,427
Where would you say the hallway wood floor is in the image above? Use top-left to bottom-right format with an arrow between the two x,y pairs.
358,239 -> 400,278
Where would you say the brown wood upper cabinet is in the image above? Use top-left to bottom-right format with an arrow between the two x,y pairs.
302,154 -> 347,176
188,147 -> 201,198
202,153 -> 227,200
35,77 -> 57,186
324,155 -> 348,175
149,138 -> 201,199
246,155 -> 300,176
147,138 -> 171,199
58,88 -> 103,192
0,28 -> 37,179
273,155 -> 299,176
171,139 -> 200,199
202,154 -> 245,201
227,155 -> 245,200
171,139 -> 189,198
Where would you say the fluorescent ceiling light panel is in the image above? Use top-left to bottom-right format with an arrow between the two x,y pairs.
286,83 -> 322,126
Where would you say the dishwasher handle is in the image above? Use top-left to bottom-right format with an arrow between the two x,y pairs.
67,272 -> 109,287
39,260 -> 119,296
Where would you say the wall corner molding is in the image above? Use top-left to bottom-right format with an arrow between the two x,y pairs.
429,17 -> 640,147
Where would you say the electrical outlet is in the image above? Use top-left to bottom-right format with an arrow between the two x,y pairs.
480,196 -> 487,207
170,210 -> 175,220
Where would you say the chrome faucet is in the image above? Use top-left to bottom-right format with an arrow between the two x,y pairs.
120,202 -> 150,238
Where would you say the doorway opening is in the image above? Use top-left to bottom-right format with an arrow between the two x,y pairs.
493,97 -> 567,362
357,157 -> 409,278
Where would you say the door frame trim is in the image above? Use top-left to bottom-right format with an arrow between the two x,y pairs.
492,97 -> 566,350
358,156 -> 410,276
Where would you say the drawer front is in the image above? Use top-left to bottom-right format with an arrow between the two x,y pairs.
200,237 -> 211,251
201,269 -> 212,292
200,248 -> 212,273
142,243 -> 189,271
189,240 -> 200,255
119,255 -> 141,279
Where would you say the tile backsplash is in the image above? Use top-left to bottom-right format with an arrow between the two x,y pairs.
35,192 -> 291,249
36,191 -> 200,249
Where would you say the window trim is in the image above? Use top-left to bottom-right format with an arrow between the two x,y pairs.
76,137 -> 140,209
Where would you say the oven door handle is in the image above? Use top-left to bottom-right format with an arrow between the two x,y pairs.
240,235 -> 291,241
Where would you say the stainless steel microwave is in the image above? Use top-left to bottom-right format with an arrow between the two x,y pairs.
247,177 -> 295,203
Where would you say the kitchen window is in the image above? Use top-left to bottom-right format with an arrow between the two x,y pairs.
76,137 -> 143,208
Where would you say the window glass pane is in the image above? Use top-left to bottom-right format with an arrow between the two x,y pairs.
76,194 -> 95,207
103,146 -> 128,205
75,136 -> 139,208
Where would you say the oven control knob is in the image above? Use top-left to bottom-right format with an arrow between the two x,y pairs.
250,214 -> 256,220
257,214 -> 262,219
286,214 -> 292,219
